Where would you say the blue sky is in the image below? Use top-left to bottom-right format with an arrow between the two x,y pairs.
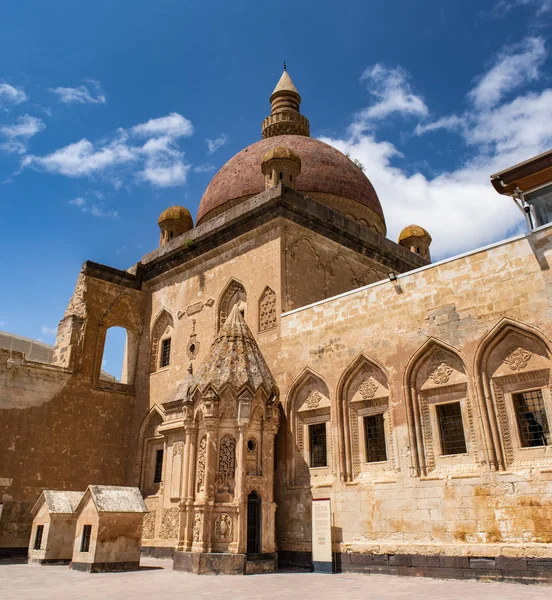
1,0 -> 551,377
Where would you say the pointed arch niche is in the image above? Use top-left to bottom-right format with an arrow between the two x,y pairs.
338,355 -> 394,482
218,278 -> 246,331
137,406 -> 166,498
150,309 -> 175,373
476,320 -> 552,471
406,340 -> 478,477
286,369 -> 333,487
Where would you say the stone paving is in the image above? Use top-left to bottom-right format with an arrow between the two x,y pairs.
1,558 -> 551,600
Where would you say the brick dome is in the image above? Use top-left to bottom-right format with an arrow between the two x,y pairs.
197,135 -> 386,234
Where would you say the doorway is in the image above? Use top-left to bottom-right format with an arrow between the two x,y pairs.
247,491 -> 261,554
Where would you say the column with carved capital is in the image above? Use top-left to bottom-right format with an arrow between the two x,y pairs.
235,391 -> 252,554
178,423 -> 196,551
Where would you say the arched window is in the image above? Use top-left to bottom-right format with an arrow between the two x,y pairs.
337,354 -> 393,481
405,340 -> 477,477
100,326 -> 128,382
96,292 -> 142,387
137,408 -> 165,497
286,369 -> 332,486
476,320 -> 552,470
150,309 -> 174,373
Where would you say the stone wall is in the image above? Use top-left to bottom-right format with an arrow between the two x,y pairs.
0,270 -> 145,551
273,224 -> 552,562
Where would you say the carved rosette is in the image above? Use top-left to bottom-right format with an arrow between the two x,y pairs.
429,362 -> 453,385
359,377 -> 378,400
193,513 -> 203,542
305,390 -> 322,409
214,513 -> 233,542
503,347 -> 532,371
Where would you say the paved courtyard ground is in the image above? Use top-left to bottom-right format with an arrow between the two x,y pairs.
1,557 -> 551,600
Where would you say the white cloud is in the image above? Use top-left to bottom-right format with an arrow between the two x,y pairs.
351,64 -> 428,137
139,135 -> 190,186
49,80 -> 106,104
0,83 -> 27,107
23,112 -> 194,188
23,137 -> 137,177
132,112 -> 194,138
206,133 -> 228,155
323,38 -> 552,260
495,0 -> 552,15
414,115 -> 465,136
194,163 -> 216,173
68,196 -> 118,218
0,320 -> 7,328
0,115 -> 46,154
469,37 -> 546,109
41,326 -> 57,337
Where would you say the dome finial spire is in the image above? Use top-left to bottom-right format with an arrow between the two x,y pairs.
261,67 -> 310,139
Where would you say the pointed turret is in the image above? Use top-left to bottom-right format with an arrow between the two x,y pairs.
190,305 -> 276,397
262,67 -> 310,139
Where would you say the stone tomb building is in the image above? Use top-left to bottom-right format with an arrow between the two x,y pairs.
1,69 -> 552,581
28,490 -> 84,564
70,485 -> 148,572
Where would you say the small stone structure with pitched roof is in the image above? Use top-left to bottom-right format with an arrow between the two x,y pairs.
70,486 -> 148,573
28,490 -> 84,564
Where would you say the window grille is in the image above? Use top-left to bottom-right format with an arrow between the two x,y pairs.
437,402 -> 467,455
364,413 -> 387,463
513,389 -> 550,447
160,338 -> 171,368
154,449 -> 164,484
309,423 -> 327,468
34,525 -> 44,550
80,525 -> 92,553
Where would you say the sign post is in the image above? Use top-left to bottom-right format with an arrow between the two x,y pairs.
311,498 -> 333,573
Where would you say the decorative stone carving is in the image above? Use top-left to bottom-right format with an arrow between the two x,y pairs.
173,441 -> 184,460
187,337 -> 200,360
503,347 -> 532,371
142,510 -> 155,539
305,390 -> 322,409
429,360 -> 453,385
177,298 -> 214,319
214,513 -> 233,542
193,513 -> 203,542
159,507 -> 179,539
219,401 -> 237,420
259,287 -> 277,332
219,279 -> 246,330
359,377 -> 378,400
217,435 -> 236,492
197,436 -> 207,491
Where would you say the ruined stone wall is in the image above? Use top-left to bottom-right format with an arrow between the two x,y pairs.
273,224 -> 552,562
0,272 -> 145,551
